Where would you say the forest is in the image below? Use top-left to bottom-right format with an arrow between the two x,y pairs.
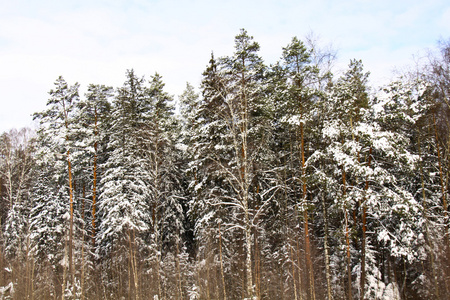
0,29 -> 449,300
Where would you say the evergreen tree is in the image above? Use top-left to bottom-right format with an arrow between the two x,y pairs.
32,76 -> 82,297
96,70 -> 150,300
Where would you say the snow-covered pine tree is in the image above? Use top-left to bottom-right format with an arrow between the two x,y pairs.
77,84 -> 113,245
139,73 -> 187,299
376,76 -> 445,299
72,83 -> 113,299
32,76 -> 83,298
96,70 -> 150,300
191,29 -> 276,299
277,36 -> 320,300
29,166 -> 69,299
184,52 -> 233,299
309,60 -> 423,300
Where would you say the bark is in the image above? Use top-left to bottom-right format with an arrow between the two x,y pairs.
255,233 -> 261,300
92,107 -> 98,247
245,207 -> 254,299
418,137 -> 440,299
345,209 -> 352,300
238,63 -> 254,299
62,97 -> 75,289
176,231 -> 183,300
219,223 -> 227,300
342,164 -> 352,300
322,187 -> 333,300
296,237 -> 304,300
0,216 -> 3,288
62,233 -> 68,300
360,147 -> 372,300
152,130 -> 163,300
67,150 -> 74,287
300,122 -> 316,300
290,239 -> 299,300
81,185 -> 86,300
129,229 -> 139,300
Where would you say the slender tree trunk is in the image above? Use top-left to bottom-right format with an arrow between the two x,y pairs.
290,238 -> 299,300
81,185 -> 86,300
342,163 -> 352,300
283,163 -> 299,300
322,186 -> 333,300
62,233 -> 68,300
129,229 -> 139,300
92,108 -> 98,247
418,137 -> 440,299
360,147 -> 372,300
254,226 -> 261,300
176,231 -> 183,300
196,260 -> 202,300
67,149 -> 74,289
240,61 -> 254,300
219,223 -> 227,300
205,237 -> 211,300
0,215 -> 3,288
340,132 -> 353,300
345,209 -> 352,300
303,210 -> 315,300
245,206 -> 254,299
154,213 -> 162,300
300,122 -> 316,300
25,235 -> 30,299
30,252 -> 35,300
152,133 -> 163,300
62,98 -> 75,291
296,237 -> 304,300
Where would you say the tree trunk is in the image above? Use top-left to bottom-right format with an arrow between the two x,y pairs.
245,206 -> 254,299
296,237 -> 304,300
81,185 -> 86,300
290,239 -> 299,300
340,132 -> 353,300
0,215 -> 3,288
322,187 -> 333,300
345,209 -> 352,300
418,137 -> 440,299
342,164 -> 352,300
92,107 -> 98,247
300,122 -> 316,300
67,150 -> 74,289
176,231 -> 183,300
219,223 -> 227,300
360,147 -> 372,300
129,229 -> 139,300
62,96 -> 75,291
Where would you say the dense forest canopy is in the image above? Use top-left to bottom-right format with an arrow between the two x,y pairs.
0,29 -> 449,300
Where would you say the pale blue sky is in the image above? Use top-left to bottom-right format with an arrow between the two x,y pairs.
1,0 -> 449,132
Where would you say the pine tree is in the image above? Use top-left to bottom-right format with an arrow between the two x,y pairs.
193,29 -> 276,299
32,76 -> 81,297
96,70 -> 150,300
140,73 -> 183,299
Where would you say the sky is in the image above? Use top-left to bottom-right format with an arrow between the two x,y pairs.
0,0 -> 449,132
